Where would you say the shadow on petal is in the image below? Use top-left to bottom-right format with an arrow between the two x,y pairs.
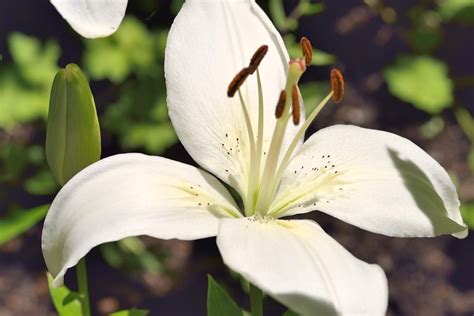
387,148 -> 466,237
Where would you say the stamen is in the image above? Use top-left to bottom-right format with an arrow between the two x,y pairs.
228,67 -> 250,97
275,90 -> 287,118
269,92 -> 334,201
300,37 -> 313,65
248,45 -> 269,74
330,69 -> 344,103
291,85 -> 301,125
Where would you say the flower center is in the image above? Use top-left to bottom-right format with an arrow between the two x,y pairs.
227,37 -> 344,217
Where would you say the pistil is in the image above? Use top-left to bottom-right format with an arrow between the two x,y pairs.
255,59 -> 306,214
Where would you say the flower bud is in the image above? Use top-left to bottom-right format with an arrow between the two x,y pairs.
46,64 -> 101,186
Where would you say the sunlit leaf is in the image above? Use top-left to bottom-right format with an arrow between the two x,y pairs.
438,0 -> 474,23
83,17 -> 158,82
0,205 -> 49,245
122,123 -> 177,154
207,275 -> 242,316
0,33 -> 60,128
384,56 -> 453,114
8,33 -> 60,86
47,273 -> 83,316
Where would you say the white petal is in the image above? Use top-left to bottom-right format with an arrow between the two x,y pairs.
42,153 -> 240,287
50,0 -> 127,38
217,218 -> 388,315
165,0 -> 303,198
271,125 -> 467,238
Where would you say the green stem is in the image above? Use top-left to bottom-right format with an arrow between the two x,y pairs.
77,257 -> 91,316
250,283 -> 264,316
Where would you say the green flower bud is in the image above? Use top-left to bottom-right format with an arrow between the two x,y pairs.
46,64 -> 101,186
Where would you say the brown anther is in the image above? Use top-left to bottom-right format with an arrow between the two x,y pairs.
275,90 -> 287,118
228,67 -> 251,97
291,85 -> 301,125
330,69 -> 344,103
248,45 -> 269,74
300,37 -> 313,65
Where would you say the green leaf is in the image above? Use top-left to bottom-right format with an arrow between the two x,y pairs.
0,33 -> 60,128
384,56 -> 453,114
46,63 -> 101,185
438,0 -> 474,23
109,308 -> 149,316
24,169 -> 59,195
122,123 -> 177,154
461,202 -> 474,229
283,310 -> 299,316
47,274 -> 83,316
83,17 -> 158,83
207,275 -> 242,316
0,205 -> 49,245
8,33 -> 60,87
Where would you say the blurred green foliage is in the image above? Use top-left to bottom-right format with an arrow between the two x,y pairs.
438,0 -> 474,23
0,33 -> 59,128
0,204 -> 48,245
384,56 -> 453,114
83,16 -> 176,154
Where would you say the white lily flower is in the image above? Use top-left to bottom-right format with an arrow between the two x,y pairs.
50,0 -> 128,38
42,0 -> 467,315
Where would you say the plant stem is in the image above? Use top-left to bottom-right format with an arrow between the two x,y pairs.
250,283 -> 264,316
77,257 -> 91,316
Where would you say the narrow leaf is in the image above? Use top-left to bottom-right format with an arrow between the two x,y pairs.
0,204 -> 49,245
207,275 -> 242,316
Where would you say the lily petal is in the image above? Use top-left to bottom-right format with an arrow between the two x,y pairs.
50,0 -> 127,38
271,125 -> 467,238
42,153 -> 240,287
217,218 -> 388,316
165,0 -> 303,198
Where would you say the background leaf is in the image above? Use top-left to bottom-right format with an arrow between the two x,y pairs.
0,204 -> 48,245
384,55 -> 453,114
